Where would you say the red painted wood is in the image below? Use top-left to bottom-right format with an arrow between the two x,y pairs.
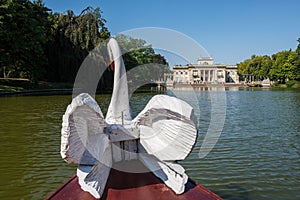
46,161 -> 222,200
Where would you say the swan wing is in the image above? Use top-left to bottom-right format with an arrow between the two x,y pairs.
61,93 -> 109,165
134,95 -> 197,161
139,144 -> 188,194
77,140 -> 112,199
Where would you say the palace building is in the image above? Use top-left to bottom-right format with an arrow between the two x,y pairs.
173,57 -> 239,84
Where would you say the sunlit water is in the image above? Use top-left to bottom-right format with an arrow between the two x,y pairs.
0,88 -> 299,199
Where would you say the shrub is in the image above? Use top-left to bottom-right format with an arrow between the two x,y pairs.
286,80 -> 299,88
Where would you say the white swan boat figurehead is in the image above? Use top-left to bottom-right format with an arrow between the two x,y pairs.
60,38 -> 198,199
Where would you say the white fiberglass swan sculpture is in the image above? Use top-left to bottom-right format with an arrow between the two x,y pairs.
60,38 -> 197,199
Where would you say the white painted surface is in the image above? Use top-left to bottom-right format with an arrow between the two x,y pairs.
61,38 -> 197,199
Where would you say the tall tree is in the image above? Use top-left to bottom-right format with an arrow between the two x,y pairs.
46,6 -> 110,82
269,50 -> 298,83
115,34 -> 169,90
115,34 -> 155,70
294,38 -> 300,80
260,55 -> 273,78
238,45 -> 300,83
0,0 -> 51,82
237,55 -> 272,79
237,58 -> 251,75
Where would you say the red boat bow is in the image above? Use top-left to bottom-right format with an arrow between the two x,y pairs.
46,161 -> 222,200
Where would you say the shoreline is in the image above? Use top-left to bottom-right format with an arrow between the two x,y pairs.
1,83 -> 299,97
172,83 -> 250,89
0,88 -> 73,97
0,88 -> 161,97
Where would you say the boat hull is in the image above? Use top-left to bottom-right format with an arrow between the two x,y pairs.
46,162 -> 222,200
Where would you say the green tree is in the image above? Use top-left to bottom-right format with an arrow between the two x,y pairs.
115,34 -> 155,70
46,6 -> 110,82
0,0 -> 51,82
283,51 -> 298,80
115,34 -> 169,88
237,58 -> 251,75
260,55 -> 272,79
269,50 -> 298,83
294,38 -> 300,80
237,55 -> 272,79
238,38 -> 300,83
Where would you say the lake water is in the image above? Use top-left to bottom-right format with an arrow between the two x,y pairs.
0,88 -> 299,200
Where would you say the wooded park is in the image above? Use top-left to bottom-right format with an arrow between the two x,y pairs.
1,0 -> 299,90
237,41 -> 300,85
0,0 -> 169,91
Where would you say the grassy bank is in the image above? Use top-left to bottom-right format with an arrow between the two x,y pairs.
0,85 -> 23,92
272,80 -> 300,89
0,78 -> 73,92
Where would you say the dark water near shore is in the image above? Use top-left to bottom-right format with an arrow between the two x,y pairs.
0,88 -> 299,199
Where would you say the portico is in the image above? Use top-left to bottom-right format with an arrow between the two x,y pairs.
173,57 -> 239,84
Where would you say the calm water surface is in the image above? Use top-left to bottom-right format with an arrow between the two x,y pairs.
0,88 -> 299,199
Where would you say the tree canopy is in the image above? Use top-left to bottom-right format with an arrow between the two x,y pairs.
46,6 -> 110,82
0,1 -> 169,89
237,39 -> 300,83
0,0 -> 110,83
115,34 -> 169,85
0,0 -> 51,82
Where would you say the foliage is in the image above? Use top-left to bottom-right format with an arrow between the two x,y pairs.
237,55 -> 272,78
46,6 -> 110,82
285,80 -> 299,88
115,34 -> 169,84
270,50 -> 298,83
0,2 -> 169,87
0,85 -> 23,92
294,38 -> 300,80
238,38 -> 300,83
0,0 -> 51,83
0,1 -> 110,83
115,34 -> 155,70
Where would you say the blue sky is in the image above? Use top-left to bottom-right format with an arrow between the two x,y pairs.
43,0 -> 300,65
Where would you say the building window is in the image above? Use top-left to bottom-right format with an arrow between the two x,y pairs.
192,70 -> 198,76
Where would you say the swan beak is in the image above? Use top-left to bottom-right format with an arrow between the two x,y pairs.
109,60 -> 115,71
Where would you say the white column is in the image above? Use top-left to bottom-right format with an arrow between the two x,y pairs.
207,70 -> 209,82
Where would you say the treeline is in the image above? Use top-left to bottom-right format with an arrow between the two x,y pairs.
0,0 -> 168,86
115,34 -> 170,82
238,39 -> 300,83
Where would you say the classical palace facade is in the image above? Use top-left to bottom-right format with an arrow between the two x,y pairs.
173,57 -> 239,84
